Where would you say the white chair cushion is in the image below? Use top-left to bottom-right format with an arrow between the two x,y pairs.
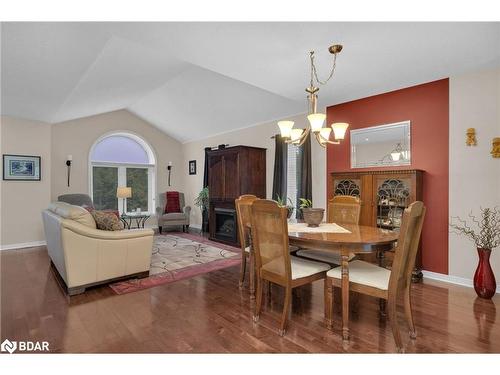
262,255 -> 330,280
326,260 -> 391,290
244,246 -> 250,253
296,249 -> 355,265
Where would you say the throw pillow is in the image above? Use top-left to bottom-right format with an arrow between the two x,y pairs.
165,191 -> 182,213
91,210 -> 124,231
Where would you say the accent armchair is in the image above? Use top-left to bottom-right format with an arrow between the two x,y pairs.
156,192 -> 191,233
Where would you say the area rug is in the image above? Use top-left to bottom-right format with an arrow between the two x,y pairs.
109,232 -> 241,294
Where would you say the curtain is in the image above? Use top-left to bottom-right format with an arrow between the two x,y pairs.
203,147 -> 211,188
201,146 -> 212,232
296,132 -> 312,219
272,135 -> 288,202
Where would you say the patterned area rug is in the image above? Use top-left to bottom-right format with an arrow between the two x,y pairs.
109,232 -> 241,294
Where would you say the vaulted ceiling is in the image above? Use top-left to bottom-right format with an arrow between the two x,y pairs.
2,22 -> 499,142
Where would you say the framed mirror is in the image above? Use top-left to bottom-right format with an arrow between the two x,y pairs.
350,120 -> 411,168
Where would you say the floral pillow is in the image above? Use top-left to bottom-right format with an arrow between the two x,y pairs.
91,210 -> 123,231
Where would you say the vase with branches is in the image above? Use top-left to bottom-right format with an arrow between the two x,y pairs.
450,207 -> 499,299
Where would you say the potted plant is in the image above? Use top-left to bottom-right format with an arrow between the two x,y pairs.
450,207 -> 499,299
299,198 -> 324,227
276,195 -> 295,219
194,187 -> 209,233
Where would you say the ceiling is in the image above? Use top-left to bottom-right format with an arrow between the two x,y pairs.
2,22 -> 499,142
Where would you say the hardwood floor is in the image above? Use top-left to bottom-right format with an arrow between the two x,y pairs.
1,242 -> 499,353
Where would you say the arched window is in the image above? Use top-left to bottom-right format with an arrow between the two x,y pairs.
90,132 -> 156,215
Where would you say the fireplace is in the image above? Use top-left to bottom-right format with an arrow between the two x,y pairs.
213,207 -> 237,243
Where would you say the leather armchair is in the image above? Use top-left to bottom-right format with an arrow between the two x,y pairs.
156,192 -> 191,233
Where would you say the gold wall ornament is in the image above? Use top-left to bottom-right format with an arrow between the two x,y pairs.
491,137 -> 500,158
466,128 -> 477,146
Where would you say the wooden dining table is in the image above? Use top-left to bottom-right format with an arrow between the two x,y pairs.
287,223 -> 399,340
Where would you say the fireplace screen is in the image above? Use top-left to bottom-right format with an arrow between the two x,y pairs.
214,208 -> 237,243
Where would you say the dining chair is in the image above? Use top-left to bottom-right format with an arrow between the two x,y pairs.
251,199 -> 331,336
235,195 -> 259,290
324,201 -> 426,352
296,195 -> 361,265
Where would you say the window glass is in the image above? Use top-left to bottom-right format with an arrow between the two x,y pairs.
126,168 -> 149,212
92,166 -> 118,210
91,135 -> 149,164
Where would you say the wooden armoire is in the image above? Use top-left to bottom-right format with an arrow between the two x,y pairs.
207,145 -> 266,246
330,169 -> 424,280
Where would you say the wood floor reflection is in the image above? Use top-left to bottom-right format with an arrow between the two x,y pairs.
1,245 -> 499,353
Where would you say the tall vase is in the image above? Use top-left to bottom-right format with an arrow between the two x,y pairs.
473,248 -> 497,299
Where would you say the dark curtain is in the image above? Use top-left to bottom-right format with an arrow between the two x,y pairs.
296,132 -> 312,219
203,147 -> 211,188
272,135 -> 288,201
201,147 -> 211,232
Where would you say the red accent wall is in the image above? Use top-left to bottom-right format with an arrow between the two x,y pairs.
326,79 -> 449,274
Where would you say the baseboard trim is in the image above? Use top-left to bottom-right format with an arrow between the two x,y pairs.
1,240 -> 47,251
423,270 -> 500,294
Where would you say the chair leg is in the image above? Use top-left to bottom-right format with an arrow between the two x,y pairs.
239,253 -> 247,289
186,224 -> 189,232
324,278 -> 334,330
404,286 -> 417,339
249,251 -> 256,299
388,297 -> 403,353
158,226 -> 162,234
279,287 -> 292,336
253,276 -> 263,323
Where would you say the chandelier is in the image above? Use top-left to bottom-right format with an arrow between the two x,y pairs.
277,44 -> 349,148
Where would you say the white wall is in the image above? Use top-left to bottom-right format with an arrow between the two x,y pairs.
1,116 -> 52,247
449,67 -> 500,280
181,113 -> 327,228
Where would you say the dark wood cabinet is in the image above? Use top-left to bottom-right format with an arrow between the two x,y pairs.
330,169 -> 424,280
207,146 -> 266,246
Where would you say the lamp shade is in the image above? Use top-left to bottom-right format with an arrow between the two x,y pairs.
277,120 -> 295,138
391,152 -> 401,161
331,122 -> 349,140
307,113 -> 326,132
319,128 -> 332,144
290,128 -> 304,143
116,187 -> 132,199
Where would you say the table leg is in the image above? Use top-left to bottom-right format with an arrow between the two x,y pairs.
341,253 -> 350,341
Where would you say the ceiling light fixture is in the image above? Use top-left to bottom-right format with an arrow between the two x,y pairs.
277,44 -> 349,148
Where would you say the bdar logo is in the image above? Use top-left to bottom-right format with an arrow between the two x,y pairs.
1,339 -> 17,354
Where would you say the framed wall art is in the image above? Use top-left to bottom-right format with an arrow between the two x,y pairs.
189,160 -> 197,175
3,154 -> 41,181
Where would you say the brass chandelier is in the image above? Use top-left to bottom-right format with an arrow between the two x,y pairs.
277,44 -> 349,148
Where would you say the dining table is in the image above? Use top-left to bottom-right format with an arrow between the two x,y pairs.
286,222 -> 399,340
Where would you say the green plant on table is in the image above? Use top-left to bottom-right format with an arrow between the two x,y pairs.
299,198 -> 313,209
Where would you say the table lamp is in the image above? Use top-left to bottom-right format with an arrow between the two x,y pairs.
116,187 -> 132,216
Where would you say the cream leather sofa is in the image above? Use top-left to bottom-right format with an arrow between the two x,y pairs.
42,201 -> 154,295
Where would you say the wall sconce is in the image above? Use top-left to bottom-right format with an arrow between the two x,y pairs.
491,137 -> 500,158
66,155 -> 72,187
167,161 -> 172,186
466,128 -> 477,146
